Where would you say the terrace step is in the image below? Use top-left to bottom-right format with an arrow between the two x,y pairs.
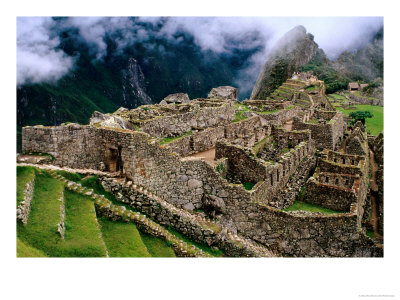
17,172 -> 65,256
50,172 -> 209,257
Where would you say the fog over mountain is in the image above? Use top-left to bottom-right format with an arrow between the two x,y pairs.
17,17 -> 383,97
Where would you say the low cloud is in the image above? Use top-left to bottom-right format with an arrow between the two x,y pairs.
17,16 -> 383,92
17,17 -> 75,86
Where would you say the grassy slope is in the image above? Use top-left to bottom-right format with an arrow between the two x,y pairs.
283,200 -> 345,214
17,238 -> 47,257
62,190 -> 107,257
98,217 -> 151,257
16,166 -> 36,208
336,104 -> 383,135
17,172 -> 64,256
140,234 -> 176,257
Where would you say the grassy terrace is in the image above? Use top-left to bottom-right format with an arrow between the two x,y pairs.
17,166 -> 36,208
336,104 -> 383,135
98,217 -> 151,257
17,172 -> 66,256
233,111 -> 248,122
283,200 -> 345,214
160,131 -> 192,145
17,238 -> 46,257
54,170 -> 223,257
258,109 -> 280,115
140,234 -> 176,257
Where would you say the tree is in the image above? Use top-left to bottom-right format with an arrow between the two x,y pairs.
349,111 -> 373,125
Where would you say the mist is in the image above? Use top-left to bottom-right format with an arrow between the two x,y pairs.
17,16 -> 383,96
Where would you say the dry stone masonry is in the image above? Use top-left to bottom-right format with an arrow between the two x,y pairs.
20,74 -> 383,257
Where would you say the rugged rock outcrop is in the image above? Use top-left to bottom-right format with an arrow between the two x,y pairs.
208,86 -> 238,101
161,93 -> 190,104
89,111 -> 134,130
251,26 -> 319,100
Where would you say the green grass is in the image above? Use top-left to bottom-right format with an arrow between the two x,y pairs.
281,148 -> 290,155
306,118 -> 319,124
17,166 -> 36,208
233,111 -> 248,122
160,131 -> 192,145
283,200 -> 345,214
140,233 -> 176,257
56,170 -> 84,182
17,171 -> 65,256
305,85 -> 318,91
242,182 -> 256,191
98,217 -> 151,257
336,104 -> 383,135
234,103 -> 250,112
168,227 -> 224,257
366,230 -> 375,239
62,190 -> 108,257
17,238 -> 47,257
258,109 -> 280,115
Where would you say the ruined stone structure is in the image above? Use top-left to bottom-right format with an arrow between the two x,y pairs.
21,77 -> 383,257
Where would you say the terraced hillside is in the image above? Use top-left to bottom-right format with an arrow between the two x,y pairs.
16,166 -> 224,257
327,93 -> 383,135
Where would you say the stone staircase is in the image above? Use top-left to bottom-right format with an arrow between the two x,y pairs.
48,170 -> 211,257
101,177 -> 276,257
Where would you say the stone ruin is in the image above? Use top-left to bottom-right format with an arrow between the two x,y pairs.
19,77 -> 383,257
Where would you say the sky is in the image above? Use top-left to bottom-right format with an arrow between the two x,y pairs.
16,16 -> 383,88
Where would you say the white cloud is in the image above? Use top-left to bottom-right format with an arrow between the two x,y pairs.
17,17 -> 75,85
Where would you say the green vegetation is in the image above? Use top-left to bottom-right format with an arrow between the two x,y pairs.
283,200 -> 345,214
281,148 -> 290,155
56,170 -> 83,182
305,85 -> 318,91
299,49 -> 350,94
242,182 -> 256,191
168,227 -> 224,257
98,217 -> 151,257
216,163 -> 226,175
233,111 -> 248,122
306,118 -> 319,124
17,238 -> 47,257
62,190 -> 108,257
140,233 -> 176,257
258,109 -> 280,115
234,103 -> 250,111
17,172 -> 66,256
366,230 -> 375,239
349,111 -> 373,125
285,105 -> 295,110
160,131 -> 192,145
253,137 -> 269,155
336,105 -> 383,135
17,166 -> 36,208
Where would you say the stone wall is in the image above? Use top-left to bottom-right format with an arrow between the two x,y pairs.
215,141 -> 268,184
250,141 -> 315,205
224,116 -> 269,147
292,111 -> 345,150
255,107 -> 301,125
22,123 -> 381,257
305,176 -> 358,211
313,109 -> 337,120
140,102 -> 235,138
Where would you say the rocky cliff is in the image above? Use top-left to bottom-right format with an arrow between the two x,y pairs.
250,26 -> 319,100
